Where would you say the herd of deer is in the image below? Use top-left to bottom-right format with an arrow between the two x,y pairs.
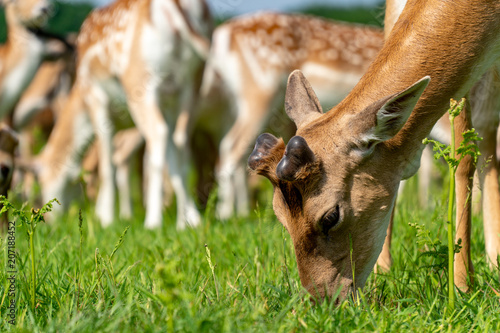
1,0 -> 499,301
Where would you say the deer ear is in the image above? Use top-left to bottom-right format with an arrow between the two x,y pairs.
248,133 -> 285,185
285,70 -> 323,129
276,136 -> 316,181
359,76 -> 430,151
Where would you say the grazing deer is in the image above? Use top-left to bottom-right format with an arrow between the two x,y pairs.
0,0 -> 59,119
202,12 -> 384,219
249,0 -> 500,300
36,0 -> 212,229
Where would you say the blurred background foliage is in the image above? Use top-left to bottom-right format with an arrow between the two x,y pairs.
0,1 -> 384,43
301,5 -> 384,26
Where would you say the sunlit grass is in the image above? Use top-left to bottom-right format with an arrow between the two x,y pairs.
0,173 -> 499,332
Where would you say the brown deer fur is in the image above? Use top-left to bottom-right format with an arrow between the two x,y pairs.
250,0 -> 500,300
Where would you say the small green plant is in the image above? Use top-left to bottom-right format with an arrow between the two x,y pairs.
423,98 -> 482,313
0,193 -> 499,331
281,226 -> 292,296
0,196 -> 60,314
76,209 -> 84,310
409,222 -> 448,270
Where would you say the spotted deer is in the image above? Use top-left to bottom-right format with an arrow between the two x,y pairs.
14,54 -> 162,224
249,0 -> 500,301
202,12 -> 384,219
10,36 -> 144,219
36,0 -> 212,229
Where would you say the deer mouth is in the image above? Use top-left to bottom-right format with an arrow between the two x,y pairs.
304,276 -> 355,304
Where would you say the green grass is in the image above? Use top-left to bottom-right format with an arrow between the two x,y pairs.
0,173 -> 499,332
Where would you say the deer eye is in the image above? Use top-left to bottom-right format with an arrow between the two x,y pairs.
321,205 -> 340,234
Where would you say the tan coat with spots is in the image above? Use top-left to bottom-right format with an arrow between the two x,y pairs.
37,0 -> 212,229
203,12 -> 383,220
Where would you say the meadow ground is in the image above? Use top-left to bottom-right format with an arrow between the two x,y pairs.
0,174 -> 500,332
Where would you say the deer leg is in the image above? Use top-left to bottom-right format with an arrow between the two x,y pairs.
454,98 -> 475,291
418,145 -> 433,208
234,163 -> 250,216
375,145 -> 435,273
471,69 -> 500,272
476,110 -> 500,270
471,171 -> 481,215
144,121 -> 168,229
138,110 -> 166,229
87,86 -> 115,227
113,128 -> 145,220
217,114 -> 257,220
374,204 -> 394,273
168,86 -> 201,230
217,94 -> 273,219
116,160 -> 132,220
122,76 -> 167,228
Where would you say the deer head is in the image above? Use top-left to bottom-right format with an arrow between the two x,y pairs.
249,70 -> 429,301
2,0 -> 52,29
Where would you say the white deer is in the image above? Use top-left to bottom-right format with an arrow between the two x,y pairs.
35,0 -> 212,229
249,0 -> 500,300
202,12 -> 384,219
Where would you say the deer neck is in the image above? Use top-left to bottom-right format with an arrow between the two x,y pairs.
0,6 -> 45,118
4,6 -> 44,50
327,0 -> 500,165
